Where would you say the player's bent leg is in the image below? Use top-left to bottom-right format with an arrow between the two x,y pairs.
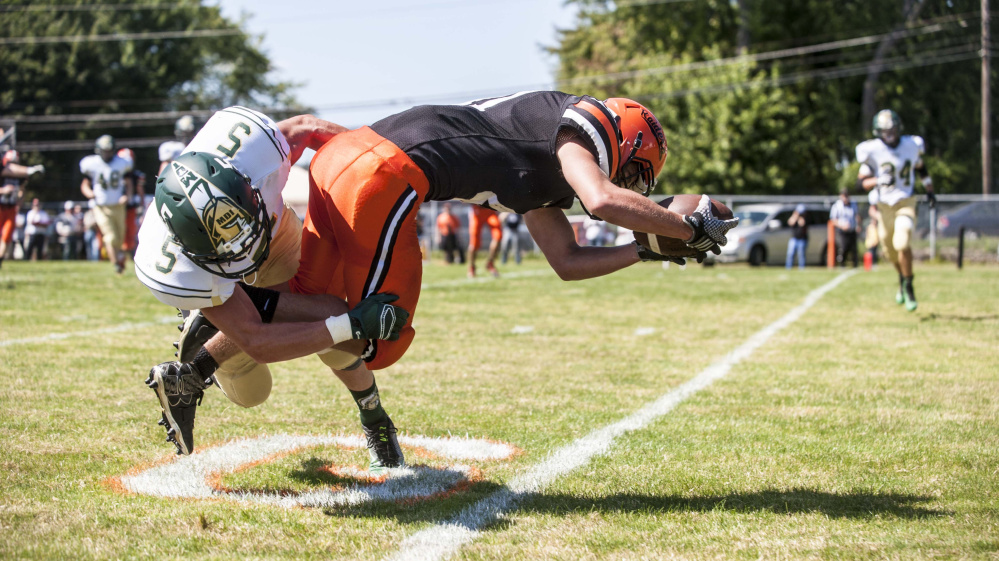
213,352 -> 273,408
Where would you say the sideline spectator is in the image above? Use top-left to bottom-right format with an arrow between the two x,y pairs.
24,198 -> 50,261
785,204 -> 808,270
55,201 -> 84,260
830,189 -> 861,267
436,203 -> 464,265
499,212 -> 523,265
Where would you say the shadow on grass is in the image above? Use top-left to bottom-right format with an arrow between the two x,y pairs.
920,313 -> 999,323
515,488 -> 948,520
320,486 -> 947,524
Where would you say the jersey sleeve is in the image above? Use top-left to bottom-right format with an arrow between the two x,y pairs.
79,155 -> 92,175
133,210 -> 238,310
912,135 -> 925,156
559,96 -> 620,179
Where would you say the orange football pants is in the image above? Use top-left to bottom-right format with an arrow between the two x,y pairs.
290,126 -> 428,371
0,205 -> 16,244
468,206 -> 501,251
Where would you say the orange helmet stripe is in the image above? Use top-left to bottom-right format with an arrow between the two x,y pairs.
566,98 -> 621,180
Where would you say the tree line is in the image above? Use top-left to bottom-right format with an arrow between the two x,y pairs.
1,0 -> 992,201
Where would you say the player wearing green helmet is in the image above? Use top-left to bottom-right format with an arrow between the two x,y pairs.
856,108 -> 936,311
154,151 -> 272,279
135,107 -> 409,470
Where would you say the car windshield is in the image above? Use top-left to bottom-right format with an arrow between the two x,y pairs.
734,211 -> 770,227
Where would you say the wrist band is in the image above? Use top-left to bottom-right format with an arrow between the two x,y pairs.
325,314 -> 353,344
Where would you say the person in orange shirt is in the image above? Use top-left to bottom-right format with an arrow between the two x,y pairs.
436,203 -> 464,264
466,205 -> 502,277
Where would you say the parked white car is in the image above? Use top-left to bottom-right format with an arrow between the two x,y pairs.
716,203 -> 831,266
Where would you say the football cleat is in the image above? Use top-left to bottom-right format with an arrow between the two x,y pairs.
362,417 -> 404,473
176,310 -> 219,362
895,290 -> 905,305
146,362 -> 212,455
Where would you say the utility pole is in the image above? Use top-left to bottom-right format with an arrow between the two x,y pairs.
984,0 -> 992,195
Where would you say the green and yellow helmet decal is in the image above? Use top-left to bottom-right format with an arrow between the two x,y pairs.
155,152 -> 271,279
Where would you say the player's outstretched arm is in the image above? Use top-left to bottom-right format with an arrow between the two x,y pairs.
524,206 -> 640,281
558,139 -> 693,240
200,287 -> 408,364
277,115 -> 350,165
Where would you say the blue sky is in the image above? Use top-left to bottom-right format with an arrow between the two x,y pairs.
218,0 -> 580,128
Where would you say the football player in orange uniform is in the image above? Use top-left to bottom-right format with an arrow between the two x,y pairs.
290,92 -> 738,372
466,205 -> 502,277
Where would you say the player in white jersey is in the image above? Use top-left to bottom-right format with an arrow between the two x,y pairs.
855,109 -> 936,311
80,135 -> 134,274
157,115 -> 198,174
135,107 -> 408,470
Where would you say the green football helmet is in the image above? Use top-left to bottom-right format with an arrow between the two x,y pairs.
154,152 -> 271,279
872,109 -> 902,147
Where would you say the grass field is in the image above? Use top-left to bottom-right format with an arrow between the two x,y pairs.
1,257 -> 997,560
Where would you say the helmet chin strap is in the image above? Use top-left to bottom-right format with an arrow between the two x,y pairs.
242,270 -> 259,286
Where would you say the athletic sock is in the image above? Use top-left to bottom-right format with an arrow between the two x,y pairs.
350,379 -> 389,426
904,275 -> 916,299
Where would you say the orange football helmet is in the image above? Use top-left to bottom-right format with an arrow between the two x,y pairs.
603,98 -> 668,196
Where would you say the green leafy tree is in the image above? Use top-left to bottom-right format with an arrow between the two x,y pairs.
0,0 -> 306,201
553,0 -> 991,195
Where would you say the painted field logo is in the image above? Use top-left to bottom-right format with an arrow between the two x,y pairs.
112,434 -> 517,509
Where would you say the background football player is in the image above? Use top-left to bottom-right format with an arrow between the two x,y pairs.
1,149 -> 45,268
135,107 -> 408,470
158,115 -> 198,174
80,135 -> 133,274
856,109 -> 936,311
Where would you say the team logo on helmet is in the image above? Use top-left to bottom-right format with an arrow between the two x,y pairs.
642,109 -> 667,161
172,160 -> 257,258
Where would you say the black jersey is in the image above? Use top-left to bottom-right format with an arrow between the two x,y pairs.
370,91 -> 622,214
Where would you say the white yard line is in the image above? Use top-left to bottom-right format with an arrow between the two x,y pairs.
0,270 -> 554,349
385,270 -> 857,561
0,316 -> 179,348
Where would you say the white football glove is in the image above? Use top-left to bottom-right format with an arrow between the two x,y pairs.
683,194 -> 740,255
27,165 -> 45,177
877,172 -> 895,188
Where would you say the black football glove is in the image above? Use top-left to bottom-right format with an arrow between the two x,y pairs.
347,293 -> 410,341
634,240 -> 696,266
683,194 -> 740,255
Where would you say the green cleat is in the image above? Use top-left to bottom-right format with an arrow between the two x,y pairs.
895,290 -> 905,305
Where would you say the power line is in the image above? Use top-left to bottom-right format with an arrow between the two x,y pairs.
0,3 -> 186,12
0,27 -> 242,46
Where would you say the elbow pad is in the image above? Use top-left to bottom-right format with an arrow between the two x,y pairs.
238,283 -> 280,323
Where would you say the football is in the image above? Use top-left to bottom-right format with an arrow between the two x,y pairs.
633,194 -> 734,258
